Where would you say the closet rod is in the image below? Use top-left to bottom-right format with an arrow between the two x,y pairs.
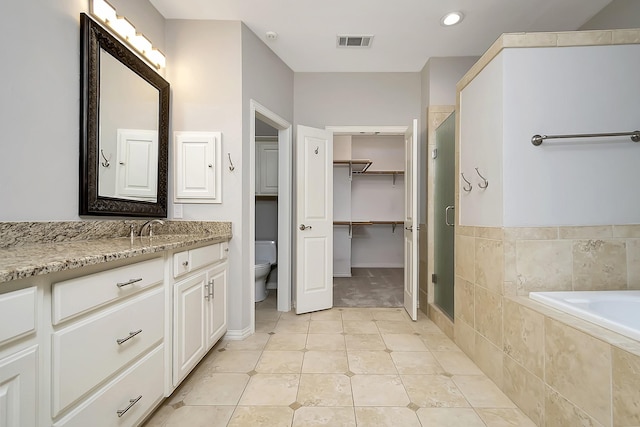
531,130 -> 640,146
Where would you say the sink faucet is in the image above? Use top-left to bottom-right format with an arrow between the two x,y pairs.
140,219 -> 165,237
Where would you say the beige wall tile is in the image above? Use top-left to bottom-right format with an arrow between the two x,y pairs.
454,277 -> 474,326
502,32 -> 557,47
504,239 -> 517,284
456,235 -> 475,282
573,240 -> 627,291
503,356 -> 544,426
545,386 -> 605,427
475,238 -> 504,295
627,239 -> 640,289
559,226 -> 612,239
457,226 -> 475,237
557,30 -> 613,46
516,240 -> 573,294
474,333 -> 504,388
545,319 -> 612,426
613,29 -> 640,44
503,299 -> 544,378
503,281 -> 517,297
613,224 -> 640,238
504,227 -> 558,241
612,347 -> 640,426
454,318 -> 476,359
475,227 -> 503,240
475,287 -> 503,347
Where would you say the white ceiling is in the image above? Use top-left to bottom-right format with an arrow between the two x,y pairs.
149,0 -> 612,72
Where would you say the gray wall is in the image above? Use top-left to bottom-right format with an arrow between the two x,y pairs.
294,73 -> 421,127
581,0 -> 640,30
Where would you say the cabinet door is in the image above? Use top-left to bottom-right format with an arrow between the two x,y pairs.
173,273 -> 207,386
0,346 -> 38,427
116,129 -> 158,200
174,131 -> 222,203
205,263 -> 228,348
256,142 -> 278,195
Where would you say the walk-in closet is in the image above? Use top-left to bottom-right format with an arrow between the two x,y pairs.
333,133 -> 405,307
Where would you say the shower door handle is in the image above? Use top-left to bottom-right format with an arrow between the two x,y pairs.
445,206 -> 455,227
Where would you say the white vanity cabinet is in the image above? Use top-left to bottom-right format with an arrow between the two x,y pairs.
50,257 -> 165,426
256,139 -> 278,195
172,243 -> 228,386
0,287 -> 38,427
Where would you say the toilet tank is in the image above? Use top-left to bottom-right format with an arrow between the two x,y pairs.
255,240 -> 277,264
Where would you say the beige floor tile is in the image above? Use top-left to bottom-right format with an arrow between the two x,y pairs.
302,350 -> 349,373
376,320 -> 416,334
341,308 -> 374,320
306,333 -> 346,350
255,309 -> 281,322
223,333 -> 270,351
355,407 -> 422,426
421,333 -> 461,351
382,334 -> 429,351
411,319 -> 445,334
254,320 -> 277,333
265,333 -> 307,350
310,309 -> 343,320
228,406 -> 294,427
416,408 -> 486,427
297,373 -> 354,406
351,375 -> 410,406
391,351 -> 445,375
348,350 -> 398,374
452,375 -> 517,408
274,319 -> 310,333
279,311 -> 311,320
309,320 -> 344,334
142,405 -> 174,427
292,407 -> 356,426
343,320 -> 379,334
182,373 -> 250,405
345,334 -> 387,351
255,350 -> 304,373
401,374 -> 469,408
371,309 -> 408,321
199,350 -> 262,373
476,408 -> 537,426
432,351 -> 483,375
238,373 -> 300,406
163,406 -> 235,427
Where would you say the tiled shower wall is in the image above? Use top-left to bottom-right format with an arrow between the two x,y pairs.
454,224 -> 640,427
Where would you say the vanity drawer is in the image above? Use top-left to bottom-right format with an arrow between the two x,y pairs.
173,243 -> 225,278
52,257 -> 163,325
53,344 -> 164,427
0,287 -> 36,346
51,288 -> 164,416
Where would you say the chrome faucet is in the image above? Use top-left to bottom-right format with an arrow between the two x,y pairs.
140,219 -> 165,237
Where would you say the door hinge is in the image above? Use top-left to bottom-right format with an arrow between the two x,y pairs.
432,149 -> 438,159
431,273 -> 437,284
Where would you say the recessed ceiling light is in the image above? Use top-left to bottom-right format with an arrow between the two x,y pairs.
441,11 -> 464,26
266,31 -> 278,40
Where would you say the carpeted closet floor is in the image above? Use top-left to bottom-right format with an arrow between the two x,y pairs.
333,268 -> 404,308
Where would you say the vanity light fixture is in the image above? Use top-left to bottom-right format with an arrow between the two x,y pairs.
440,11 -> 464,26
90,0 -> 166,69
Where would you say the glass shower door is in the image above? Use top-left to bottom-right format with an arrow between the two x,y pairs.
433,112 -> 456,319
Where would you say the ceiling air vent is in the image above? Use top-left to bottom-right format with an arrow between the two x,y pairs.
337,35 -> 374,48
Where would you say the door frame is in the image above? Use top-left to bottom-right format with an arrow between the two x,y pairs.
249,100 -> 292,329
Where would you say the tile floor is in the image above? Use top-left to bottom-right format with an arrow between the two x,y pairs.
143,295 -> 535,426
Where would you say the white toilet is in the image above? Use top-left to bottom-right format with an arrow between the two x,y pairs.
255,240 -> 277,302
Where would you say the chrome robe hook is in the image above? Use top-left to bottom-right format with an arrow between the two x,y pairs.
461,173 -> 472,193
475,167 -> 488,189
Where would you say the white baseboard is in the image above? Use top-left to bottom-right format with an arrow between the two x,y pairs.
224,326 -> 253,341
350,263 -> 403,269
333,273 -> 352,278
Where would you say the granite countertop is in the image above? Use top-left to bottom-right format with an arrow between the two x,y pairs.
0,221 -> 232,284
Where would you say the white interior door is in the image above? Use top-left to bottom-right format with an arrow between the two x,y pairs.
404,119 -> 418,321
295,125 -> 333,314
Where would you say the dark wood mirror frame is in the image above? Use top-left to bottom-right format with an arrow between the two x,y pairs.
79,13 -> 170,217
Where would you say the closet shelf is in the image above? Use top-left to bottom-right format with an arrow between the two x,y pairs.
333,159 -> 372,178
333,220 -> 405,235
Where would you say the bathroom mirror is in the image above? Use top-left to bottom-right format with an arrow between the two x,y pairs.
79,13 -> 170,217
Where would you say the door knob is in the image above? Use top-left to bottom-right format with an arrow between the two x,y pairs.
299,224 -> 312,231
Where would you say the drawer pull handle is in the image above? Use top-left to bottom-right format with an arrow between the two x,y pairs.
116,329 -> 143,345
182,261 -> 189,267
116,395 -> 142,417
116,278 -> 142,288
